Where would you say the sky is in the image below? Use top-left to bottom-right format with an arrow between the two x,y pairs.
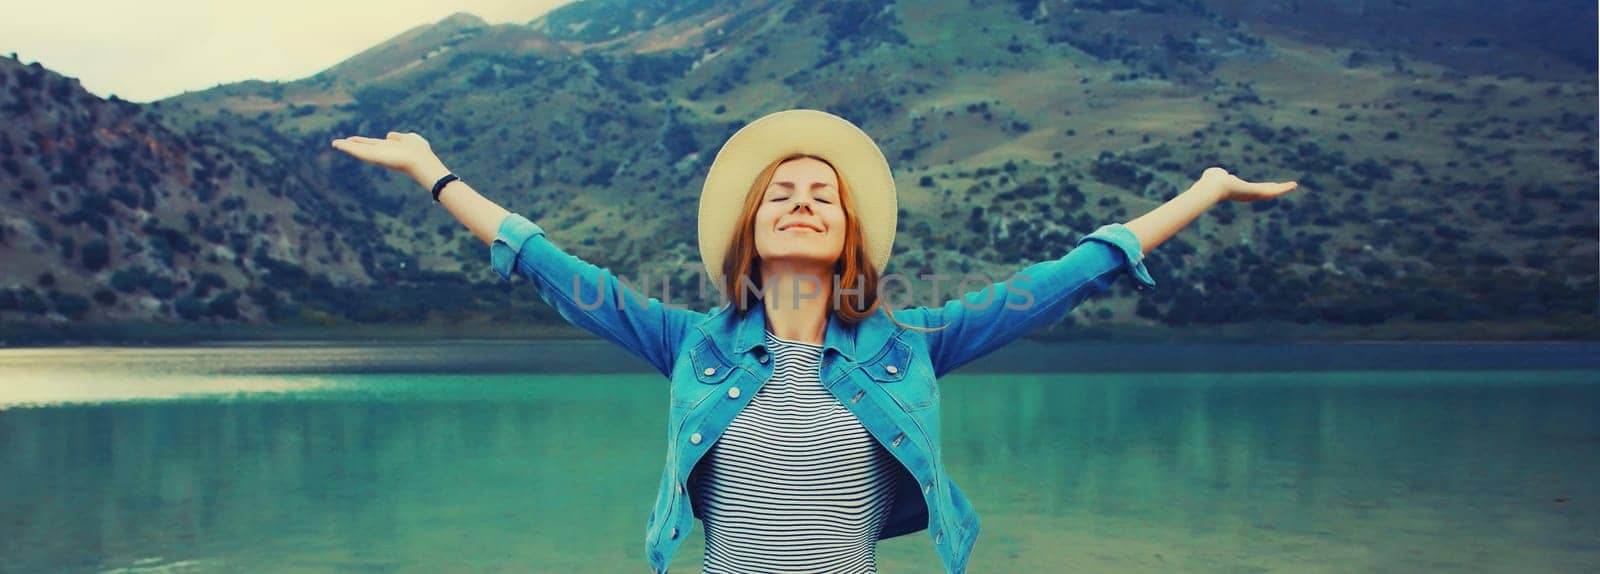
0,0 -> 576,103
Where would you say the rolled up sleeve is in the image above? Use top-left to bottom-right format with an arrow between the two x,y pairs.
491,213 -> 547,283
1073,223 -> 1157,291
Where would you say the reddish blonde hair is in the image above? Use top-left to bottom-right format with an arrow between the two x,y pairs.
718,153 -> 943,332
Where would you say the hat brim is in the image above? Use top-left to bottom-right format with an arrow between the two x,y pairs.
698,109 -> 897,295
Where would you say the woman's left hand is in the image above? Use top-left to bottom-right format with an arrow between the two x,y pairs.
1198,167 -> 1299,203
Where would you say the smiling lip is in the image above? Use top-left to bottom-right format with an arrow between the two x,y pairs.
779,222 -> 824,233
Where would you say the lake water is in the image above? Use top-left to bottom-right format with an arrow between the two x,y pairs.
1,341 -> 1597,573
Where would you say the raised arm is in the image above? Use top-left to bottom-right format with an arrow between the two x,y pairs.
412,158 -> 508,248
331,132 -> 704,377
901,167 -> 1298,377
332,132 -> 509,246
1122,167 -> 1299,255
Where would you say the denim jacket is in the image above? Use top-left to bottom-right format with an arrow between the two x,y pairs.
489,213 -> 1156,573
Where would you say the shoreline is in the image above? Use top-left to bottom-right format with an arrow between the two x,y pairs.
1,316 -> 1596,348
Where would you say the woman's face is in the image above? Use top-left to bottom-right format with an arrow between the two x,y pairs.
753,156 -> 848,273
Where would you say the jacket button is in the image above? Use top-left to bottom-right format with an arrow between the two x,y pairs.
690,432 -> 703,445
727,386 -> 741,399
924,481 -> 934,494
703,367 -> 717,376
757,353 -> 769,364
851,390 -> 865,404
891,433 -> 905,447
670,527 -> 679,539
885,364 -> 899,375
676,483 -> 684,494
935,530 -> 943,544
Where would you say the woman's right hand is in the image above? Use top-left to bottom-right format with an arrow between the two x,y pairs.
331,131 -> 446,182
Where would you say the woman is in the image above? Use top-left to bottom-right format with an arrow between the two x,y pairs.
332,109 -> 1297,573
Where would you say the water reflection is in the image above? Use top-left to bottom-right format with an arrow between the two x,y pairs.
0,345 -> 1596,572
0,374 -> 675,573
933,370 -> 1600,572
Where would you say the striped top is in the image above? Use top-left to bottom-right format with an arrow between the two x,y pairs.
689,330 -> 900,573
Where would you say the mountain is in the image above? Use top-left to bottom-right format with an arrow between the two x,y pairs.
2,0 -> 1595,343
0,57 -> 394,326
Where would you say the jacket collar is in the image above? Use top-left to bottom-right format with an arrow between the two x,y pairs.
708,299 -> 859,362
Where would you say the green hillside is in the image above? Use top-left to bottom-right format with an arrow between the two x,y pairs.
2,0 -> 1594,344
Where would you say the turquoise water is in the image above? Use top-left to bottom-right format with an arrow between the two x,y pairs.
1,343 -> 1597,573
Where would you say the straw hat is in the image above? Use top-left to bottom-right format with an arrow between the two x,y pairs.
697,109 -> 898,293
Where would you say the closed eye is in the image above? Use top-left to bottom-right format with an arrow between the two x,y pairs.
768,195 -> 831,204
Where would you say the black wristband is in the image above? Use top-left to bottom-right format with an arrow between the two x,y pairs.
431,173 -> 460,203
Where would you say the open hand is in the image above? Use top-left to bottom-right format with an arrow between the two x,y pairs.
330,132 -> 442,180
1198,167 -> 1299,202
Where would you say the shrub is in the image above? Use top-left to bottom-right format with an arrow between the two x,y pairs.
109,186 -> 141,209
48,290 -> 91,319
207,291 -> 241,319
1359,259 -> 1393,277
1135,297 -> 1160,319
352,84 -> 407,117
968,208 -> 988,234
111,267 -> 146,293
17,288 -> 48,314
1213,201 -> 1237,224
81,238 -> 109,271
1473,250 -> 1510,266
663,121 -> 698,158
266,300 -> 300,322
175,295 -> 206,320
141,221 -> 194,254
1433,224 -> 1471,242
33,221 -> 54,242
193,272 -> 228,297
148,276 -> 176,299
246,286 -> 277,306
1351,158 -> 1393,181
1089,152 -> 1151,191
